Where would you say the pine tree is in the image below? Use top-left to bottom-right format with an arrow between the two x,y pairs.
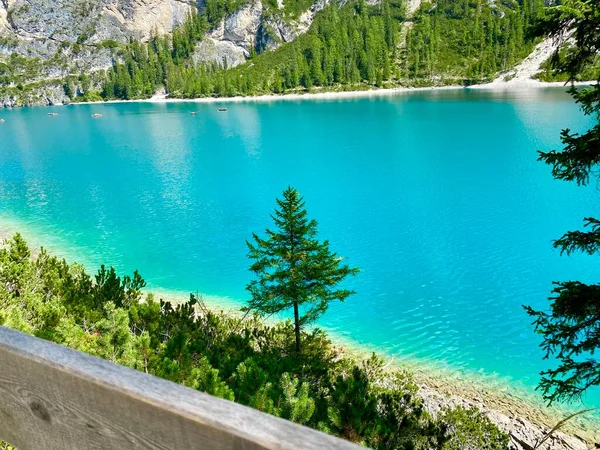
523,0 -> 600,404
245,187 -> 359,353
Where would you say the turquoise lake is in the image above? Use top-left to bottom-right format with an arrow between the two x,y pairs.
1,87 -> 599,409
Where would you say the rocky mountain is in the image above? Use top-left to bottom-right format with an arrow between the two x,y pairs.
0,0 -> 325,106
0,0 -> 558,107
192,0 -> 321,68
0,0 -> 195,44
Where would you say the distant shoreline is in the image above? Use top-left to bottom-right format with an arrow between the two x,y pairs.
68,79 -> 590,107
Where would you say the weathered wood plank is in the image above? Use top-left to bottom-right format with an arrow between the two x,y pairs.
0,326 -> 363,450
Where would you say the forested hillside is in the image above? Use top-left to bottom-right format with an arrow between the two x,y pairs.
0,234 -> 509,449
95,0 -> 546,101
535,44 -> 600,82
405,0 -> 543,84
0,0 -> 548,106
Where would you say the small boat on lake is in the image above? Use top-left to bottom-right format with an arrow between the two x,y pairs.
0,119 -> 4,123
190,112 -> 197,116
91,113 -> 102,118
217,108 -> 227,112
47,112 -> 59,117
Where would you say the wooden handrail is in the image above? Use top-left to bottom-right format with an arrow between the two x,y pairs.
0,326 -> 363,450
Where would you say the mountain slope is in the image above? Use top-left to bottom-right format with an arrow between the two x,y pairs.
0,0 -> 548,106
0,0 -> 330,105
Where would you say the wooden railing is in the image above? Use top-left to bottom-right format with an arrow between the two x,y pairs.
0,326 -> 362,450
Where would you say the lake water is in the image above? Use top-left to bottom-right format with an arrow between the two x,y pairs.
1,88 -> 599,410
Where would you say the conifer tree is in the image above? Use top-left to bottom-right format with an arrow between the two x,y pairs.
523,0 -> 600,404
245,187 -> 359,353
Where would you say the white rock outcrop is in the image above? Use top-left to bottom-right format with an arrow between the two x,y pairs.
193,37 -> 247,67
0,0 -> 196,43
193,0 -> 329,68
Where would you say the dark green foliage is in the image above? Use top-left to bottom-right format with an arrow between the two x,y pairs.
439,407 -> 509,450
523,0 -> 600,405
537,84 -> 600,187
100,12 -> 209,100
327,362 -> 381,442
0,0 -> 544,102
94,0 -> 544,101
403,0 -> 543,84
0,234 -> 508,448
535,45 -> 600,82
534,0 -> 600,78
245,187 -> 359,353
534,0 -> 600,82
101,0 -> 403,100
204,0 -> 251,26
94,264 -> 146,309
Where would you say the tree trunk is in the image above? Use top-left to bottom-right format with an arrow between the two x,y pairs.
293,300 -> 301,353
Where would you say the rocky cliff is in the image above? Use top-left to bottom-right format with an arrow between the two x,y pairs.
192,0 -> 321,68
0,0 -> 196,46
0,0 -> 322,106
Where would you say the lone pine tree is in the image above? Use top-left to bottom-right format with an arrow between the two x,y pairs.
245,187 -> 359,353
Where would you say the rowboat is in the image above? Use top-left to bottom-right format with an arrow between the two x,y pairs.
91,113 -> 102,118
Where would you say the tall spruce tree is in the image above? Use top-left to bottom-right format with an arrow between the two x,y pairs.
245,187 -> 359,353
523,0 -> 600,404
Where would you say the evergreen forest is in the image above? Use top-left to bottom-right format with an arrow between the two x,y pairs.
88,0 -> 547,101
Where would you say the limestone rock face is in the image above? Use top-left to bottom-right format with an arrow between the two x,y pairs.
193,0 -> 327,69
0,0 -> 325,105
0,0 -> 15,35
212,0 -> 262,51
256,14 -> 297,52
0,82 -> 70,107
103,0 -> 196,42
0,0 -> 322,72
192,37 -> 247,67
0,0 -> 200,106
0,0 -> 196,43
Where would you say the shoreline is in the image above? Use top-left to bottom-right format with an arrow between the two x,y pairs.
2,89 -> 600,444
2,216 -> 599,448
64,79 -> 592,108
135,287 -> 600,448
